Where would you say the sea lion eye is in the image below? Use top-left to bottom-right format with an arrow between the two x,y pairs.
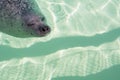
27,23 -> 35,27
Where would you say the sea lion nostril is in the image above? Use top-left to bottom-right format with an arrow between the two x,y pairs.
44,26 -> 49,31
39,26 -> 50,32
42,27 -> 46,32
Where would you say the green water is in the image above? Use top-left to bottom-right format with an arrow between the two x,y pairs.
0,0 -> 120,80
0,28 -> 120,61
52,65 -> 120,80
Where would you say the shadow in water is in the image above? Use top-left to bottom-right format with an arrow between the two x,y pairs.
0,28 -> 120,61
52,65 -> 120,80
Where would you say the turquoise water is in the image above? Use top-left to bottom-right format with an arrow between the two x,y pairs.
52,65 -> 120,80
0,28 -> 120,61
0,0 -> 120,80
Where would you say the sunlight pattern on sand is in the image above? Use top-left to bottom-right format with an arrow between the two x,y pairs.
0,39 -> 120,80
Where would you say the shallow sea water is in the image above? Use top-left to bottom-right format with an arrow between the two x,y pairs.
0,0 -> 120,80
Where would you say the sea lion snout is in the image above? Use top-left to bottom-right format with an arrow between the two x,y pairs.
23,13 -> 51,36
37,24 -> 51,36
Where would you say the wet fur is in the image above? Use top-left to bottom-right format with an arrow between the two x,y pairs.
0,0 -> 50,37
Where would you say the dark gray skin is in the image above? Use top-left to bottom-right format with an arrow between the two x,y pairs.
0,0 -> 51,37
22,13 -> 51,36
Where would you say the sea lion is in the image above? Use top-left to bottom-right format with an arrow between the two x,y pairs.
0,0 -> 51,37
22,13 -> 51,37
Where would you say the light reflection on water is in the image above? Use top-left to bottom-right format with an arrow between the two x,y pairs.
0,0 -> 120,80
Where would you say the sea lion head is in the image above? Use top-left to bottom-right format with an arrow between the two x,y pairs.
22,13 -> 51,37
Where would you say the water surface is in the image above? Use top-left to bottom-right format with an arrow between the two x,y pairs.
0,0 -> 120,80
